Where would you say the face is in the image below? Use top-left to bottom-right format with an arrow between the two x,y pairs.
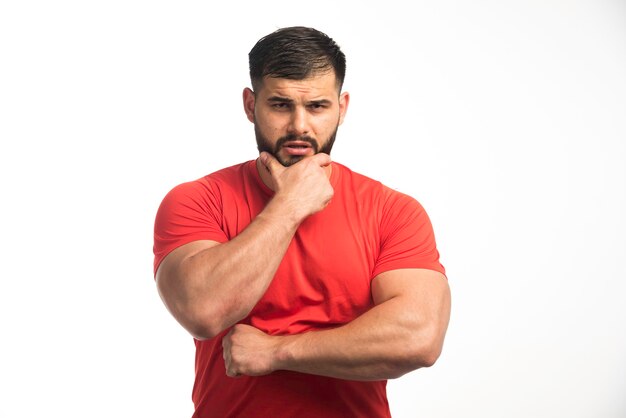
243,72 -> 349,167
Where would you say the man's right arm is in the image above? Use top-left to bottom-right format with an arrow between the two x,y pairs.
155,152 -> 333,340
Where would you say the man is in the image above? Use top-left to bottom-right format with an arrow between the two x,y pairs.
153,26 -> 450,418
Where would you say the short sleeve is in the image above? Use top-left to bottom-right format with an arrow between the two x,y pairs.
372,188 -> 445,278
153,180 -> 229,276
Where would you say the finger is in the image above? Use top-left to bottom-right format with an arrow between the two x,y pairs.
225,361 -> 241,378
223,347 -> 236,377
221,331 -> 233,361
226,366 -> 236,377
221,332 -> 230,350
311,152 -> 332,167
259,152 -> 283,175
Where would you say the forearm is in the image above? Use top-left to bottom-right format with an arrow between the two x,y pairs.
273,295 -> 445,380
166,196 -> 302,338
222,270 -> 450,380
158,153 -> 333,339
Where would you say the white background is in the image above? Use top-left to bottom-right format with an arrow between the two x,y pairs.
1,1 -> 625,417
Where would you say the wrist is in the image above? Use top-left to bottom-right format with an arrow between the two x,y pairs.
263,195 -> 308,226
272,333 -> 301,371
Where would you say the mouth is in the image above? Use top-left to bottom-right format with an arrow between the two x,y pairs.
281,140 -> 314,156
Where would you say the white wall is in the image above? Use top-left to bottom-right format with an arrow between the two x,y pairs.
1,1 -> 624,417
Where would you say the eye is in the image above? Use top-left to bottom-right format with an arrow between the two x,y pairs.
271,102 -> 291,110
308,103 -> 327,111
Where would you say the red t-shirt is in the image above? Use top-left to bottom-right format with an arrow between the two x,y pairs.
153,160 -> 445,418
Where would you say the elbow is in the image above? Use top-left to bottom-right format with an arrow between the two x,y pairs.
157,274 -> 232,340
414,347 -> 442,368
187,321 -> 222,341
405,310 -> 450,370
182,300 -> 254,340
181,305 -> 234,340
415,329 -> 446,368
159,290 -> 229,340
384,341 -> 443,380
400,329 -> 446,373
398,346 -> 441,374
164,300 -> 251,340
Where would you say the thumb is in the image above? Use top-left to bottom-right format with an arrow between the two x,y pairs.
259,152 -> 283,175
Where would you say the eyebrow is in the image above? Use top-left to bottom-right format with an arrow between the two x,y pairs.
266,96 -> 332,106
308,99 -> 333,106
267,96 -> 293,103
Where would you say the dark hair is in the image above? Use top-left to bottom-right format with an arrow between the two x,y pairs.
249,26 -> 346,92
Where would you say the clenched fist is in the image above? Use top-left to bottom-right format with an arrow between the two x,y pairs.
222,324 -> 285,378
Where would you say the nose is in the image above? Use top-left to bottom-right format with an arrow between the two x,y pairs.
288,107 -> 310,136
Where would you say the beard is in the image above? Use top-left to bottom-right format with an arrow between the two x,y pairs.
255,123 -> 338,167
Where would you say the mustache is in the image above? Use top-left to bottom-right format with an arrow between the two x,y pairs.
275,134 -> 319,153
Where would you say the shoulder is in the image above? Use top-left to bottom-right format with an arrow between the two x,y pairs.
163,161 -> 252,201
333,162 -> 385,197
333,162 -> 422,211
155,161 -> 254,221
203,160 -> 253,185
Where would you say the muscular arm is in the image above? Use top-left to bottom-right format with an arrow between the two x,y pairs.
223,268 -> 451,380
156,152 -> 333,340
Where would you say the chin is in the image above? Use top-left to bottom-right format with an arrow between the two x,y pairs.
279,154 -> 306,167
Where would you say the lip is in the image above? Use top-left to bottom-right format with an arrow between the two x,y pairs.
282,141 -> 313,156
283,140 -> 313,147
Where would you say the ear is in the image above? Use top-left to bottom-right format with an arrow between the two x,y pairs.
243,87 -> 256,123
338,91 -> 350,126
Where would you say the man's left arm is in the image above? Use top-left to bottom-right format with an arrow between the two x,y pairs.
222,268 -> 451,381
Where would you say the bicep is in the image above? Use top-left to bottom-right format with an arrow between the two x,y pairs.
372,268 -> 451,330
156,240 -> 221,298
